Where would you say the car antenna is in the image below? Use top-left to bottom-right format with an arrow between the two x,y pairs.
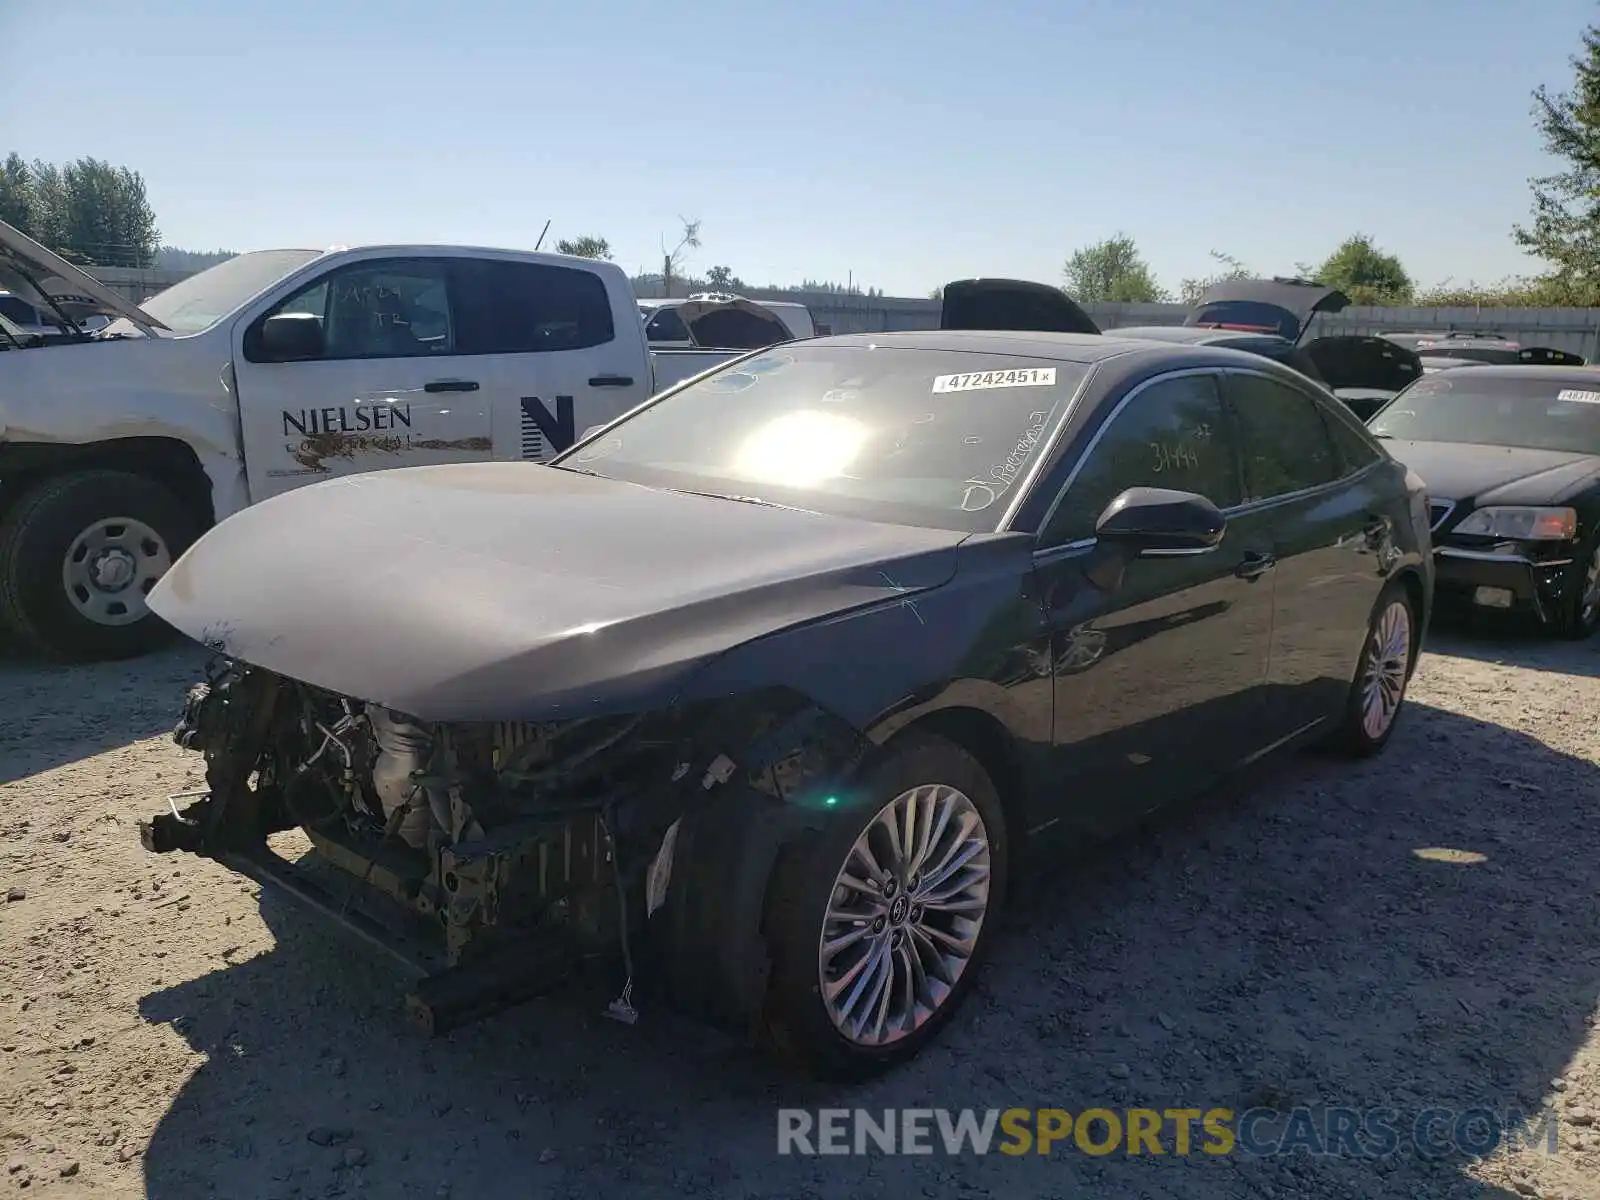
533,219 -> 551,252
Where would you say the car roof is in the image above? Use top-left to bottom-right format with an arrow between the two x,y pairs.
1105,325 -> 1294,349
1427,363 -> 1600,385
814,328 -> 1280,364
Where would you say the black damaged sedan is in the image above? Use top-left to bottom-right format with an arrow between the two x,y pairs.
140,331 -> 1434,1078
1369,365 -> 1600,638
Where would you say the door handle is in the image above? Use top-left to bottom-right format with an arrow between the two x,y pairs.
1234,551 -> 1276,580
424,379 -> 479,393
588,374 -> 635,387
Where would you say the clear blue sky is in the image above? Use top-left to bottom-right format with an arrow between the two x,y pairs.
5,0 -> 1596,296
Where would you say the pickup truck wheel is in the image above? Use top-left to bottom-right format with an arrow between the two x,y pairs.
0,470 -> 196,661
762,731 -> 1007,1080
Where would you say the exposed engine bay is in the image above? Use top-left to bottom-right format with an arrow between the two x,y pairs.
139,657 -> 867,1036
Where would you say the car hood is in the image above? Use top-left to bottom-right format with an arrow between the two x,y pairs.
148,463 -> 968,722
939,278 -> 1101,335
0,219 -> 167,336
1184,278 -> 1350,342
1382,439 -> 1600,506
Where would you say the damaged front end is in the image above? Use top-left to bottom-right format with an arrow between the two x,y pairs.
139,658 -> 865,1038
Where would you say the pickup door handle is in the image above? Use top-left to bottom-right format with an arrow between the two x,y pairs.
1234,551 -> 1277,580
588,374 -> 635,387
424,379 -> 479,393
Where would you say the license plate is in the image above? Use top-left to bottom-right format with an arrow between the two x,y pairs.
1473,586 -> 1514,609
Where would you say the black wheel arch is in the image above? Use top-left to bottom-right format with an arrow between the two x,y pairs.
0,437 -> 216,534
649,689 -> 1029,1040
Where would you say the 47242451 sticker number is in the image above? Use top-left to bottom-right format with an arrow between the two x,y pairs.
932,367 -> 1057,394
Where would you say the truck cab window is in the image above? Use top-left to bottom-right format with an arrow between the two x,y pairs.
452,259 -> 616,354
260,260 -> 455,360
645,307 -> 691,343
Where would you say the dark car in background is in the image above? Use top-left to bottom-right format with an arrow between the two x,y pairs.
140,329 -> 1433,1079
1108,279 -> 1422,418
1381,331 -> 1586,370
1369,365 -> 1600,637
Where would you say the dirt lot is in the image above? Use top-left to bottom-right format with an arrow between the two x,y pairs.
3,627 -> 1600,1199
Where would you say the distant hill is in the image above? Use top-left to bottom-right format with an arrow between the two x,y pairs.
155,247 -> 236,272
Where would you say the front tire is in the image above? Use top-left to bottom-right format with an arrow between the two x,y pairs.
1553,535 -> 1600,640
1329,581 -> 1416,758
762,731 -> 1008,1080
0,470 -> 196,662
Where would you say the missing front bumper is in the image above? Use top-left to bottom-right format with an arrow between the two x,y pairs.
1434,546 -> 1572,623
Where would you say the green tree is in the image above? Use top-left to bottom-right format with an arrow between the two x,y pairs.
554,235 -> 612,260
1062,234 -> 1168,303
0,153 -> 31,234
1514,18 -> 1600,301
703,264 -> 744,292
3,155 -> 159,266
1315,233 -> 1413,305
1177,250 -> 1252,306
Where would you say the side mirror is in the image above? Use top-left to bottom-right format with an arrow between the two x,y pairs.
1094,487 -> 1225,556
257,312 -> 325,362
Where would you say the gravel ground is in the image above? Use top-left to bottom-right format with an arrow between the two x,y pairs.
3,625 -> 1600,1199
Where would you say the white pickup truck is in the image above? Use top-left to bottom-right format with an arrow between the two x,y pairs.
0,223 -> 743,660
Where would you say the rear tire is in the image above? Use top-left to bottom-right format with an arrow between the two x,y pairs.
0,470 -> 196,662
761,731 -> 1008,1080
1329,581 -> 1416,758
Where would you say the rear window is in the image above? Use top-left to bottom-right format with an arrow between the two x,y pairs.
555,344 -> 1092,532
1369,374 -> 1600,455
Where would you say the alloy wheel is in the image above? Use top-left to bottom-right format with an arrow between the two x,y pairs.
817,783 -> 992,1047
1360,599 -> 1412,740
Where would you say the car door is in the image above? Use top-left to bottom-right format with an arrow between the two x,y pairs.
232,256 -> 494,502
1222,368 -> 1392,735
1027,369 -> 1277,836
448,257 -> 651,462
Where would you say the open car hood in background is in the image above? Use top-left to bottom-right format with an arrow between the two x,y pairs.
1303,334 -> 1423,392
1185,278 -> 1350,343
0,219 -> 167,335
939,278 -> 1101,335
671,296 -> 794,350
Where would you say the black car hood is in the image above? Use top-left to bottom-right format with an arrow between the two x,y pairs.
148,463 -> 968,722
1304,335 -> 1422,391
1185,278 -> 1350,342
939,278 -> 1100,335
1383,439 -> 1600,506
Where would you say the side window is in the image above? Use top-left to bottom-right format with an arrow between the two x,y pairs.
0,296 -> 37,325
1228,373 -> 1341,501
252,259 -> 453,361
1324,408 -> 1384,475
452,259 -> 616,354
1044,373 -> 1240,546
645,308 -> 691,342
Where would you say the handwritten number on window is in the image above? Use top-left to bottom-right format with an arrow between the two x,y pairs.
1149,441 -> 1199,474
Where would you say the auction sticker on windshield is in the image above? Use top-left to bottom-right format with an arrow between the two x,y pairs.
1557,389 -> 1600,404
933,368 -> 1057,394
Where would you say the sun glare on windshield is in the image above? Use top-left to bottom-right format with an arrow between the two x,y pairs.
730,410 -> 870,487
